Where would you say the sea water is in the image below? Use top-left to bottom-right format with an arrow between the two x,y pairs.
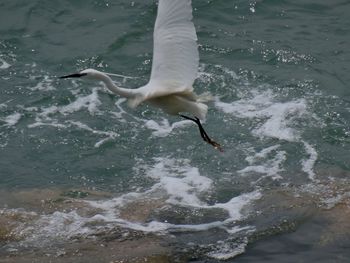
0,0 -> 350,262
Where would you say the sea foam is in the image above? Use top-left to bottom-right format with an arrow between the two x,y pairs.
0,58 -> 11,69
215,89 -> 307,141
2,112 -> 21,127
215,86 -> 317,180
87,157 -> 261,233
238,145 -> 286,181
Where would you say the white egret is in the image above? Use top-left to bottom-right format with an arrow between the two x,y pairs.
61,0 -> 222,151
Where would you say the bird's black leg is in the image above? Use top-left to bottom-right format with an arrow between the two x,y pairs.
180,115 -> 207,141
180,114 -> 223,152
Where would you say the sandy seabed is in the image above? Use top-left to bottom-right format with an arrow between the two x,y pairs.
1,177 -> 350,263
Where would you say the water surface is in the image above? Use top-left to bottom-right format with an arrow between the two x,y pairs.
0,0 -> 350,261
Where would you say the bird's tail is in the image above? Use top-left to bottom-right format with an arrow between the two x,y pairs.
127,95 -> 144,108
196,92 -> 214,103
195,102 -> 208,120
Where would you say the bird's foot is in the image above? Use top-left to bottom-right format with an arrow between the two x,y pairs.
180,115 -> 223,152
205,137 -> 223,152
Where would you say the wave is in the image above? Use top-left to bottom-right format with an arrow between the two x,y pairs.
1,157 -> 261,260
0,63 -> 338,260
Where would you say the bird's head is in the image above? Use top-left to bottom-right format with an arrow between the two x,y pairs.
60,68 -> 103,80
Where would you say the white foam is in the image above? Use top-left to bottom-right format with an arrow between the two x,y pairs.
238,146 -> 286,181
36,211 -> 90,238
0,58 -> 11,69
0,100 -> 13,110
2,112 -> 21,127
144,119 -> 190,137
144,157 -> 213,206
252,100 -> 306,141
14,210 -> 91,247
60,88 -> 101,116
28,88 -> 102,128
87,157 -> 261,233
37,88 -> 101,119
26,90 -> 117,147
215,90 -> 308,141
245,145 -> 281,164
68,121 -> 119,147
28,121 -> 67,129
6,158 -> 261,260
215,83 -> 319,182
36,105 -> 59,121
301,141 -> 318,181
29,75 -> 56,91
109,98 -> 128,122
87,189 -> 259,233
215,89 -> 275,118
125,220 -> 227,233
213,191 -> 262,220
207,237 -> 248,260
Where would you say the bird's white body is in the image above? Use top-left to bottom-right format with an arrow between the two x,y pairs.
76,0 -> 208,120
147,93 -> 207,120
61,0 -> 222,150
82,68 -> 208,120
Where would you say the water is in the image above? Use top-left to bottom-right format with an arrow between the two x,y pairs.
1,0 -> 350,262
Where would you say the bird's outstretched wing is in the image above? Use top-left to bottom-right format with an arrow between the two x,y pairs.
128,0 -> 199,107
149,0 -> 198,91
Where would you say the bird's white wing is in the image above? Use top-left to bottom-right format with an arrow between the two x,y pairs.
149,0 -> 199,94
128,0 -> 199,108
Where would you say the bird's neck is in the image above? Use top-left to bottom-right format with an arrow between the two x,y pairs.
98,73 -> 135,99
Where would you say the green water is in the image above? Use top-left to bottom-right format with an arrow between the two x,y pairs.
1,0 -> 350,262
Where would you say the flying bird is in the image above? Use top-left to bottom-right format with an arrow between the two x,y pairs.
61,0 -> 222,151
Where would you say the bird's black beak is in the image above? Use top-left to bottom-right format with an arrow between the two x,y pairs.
59,73 -> 87,79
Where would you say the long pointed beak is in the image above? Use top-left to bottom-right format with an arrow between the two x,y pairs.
59,73 -> 87,79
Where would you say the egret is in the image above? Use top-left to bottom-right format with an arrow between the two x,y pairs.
61,0 -> 222,151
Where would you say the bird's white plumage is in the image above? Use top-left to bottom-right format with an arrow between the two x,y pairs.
133,0 -> 199,106
151,0 -> 198,88
63,0 -> 207,119
61,0 -> 222,150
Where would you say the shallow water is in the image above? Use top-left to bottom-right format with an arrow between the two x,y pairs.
1,0 -> 350,262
